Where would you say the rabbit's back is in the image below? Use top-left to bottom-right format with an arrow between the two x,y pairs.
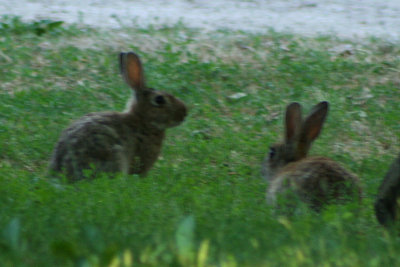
268,157 -> 361,210
50,112 -> 130,180
50,112 -> 164,181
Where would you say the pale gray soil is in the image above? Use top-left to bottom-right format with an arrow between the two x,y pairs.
1,0 -> 400,40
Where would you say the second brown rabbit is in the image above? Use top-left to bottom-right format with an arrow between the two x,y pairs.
262,101 -> 361,211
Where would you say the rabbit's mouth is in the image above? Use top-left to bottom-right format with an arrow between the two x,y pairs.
168,116 -> 186,128
176,112 -> 187,123
170,119 -> 185,127
151,118 -> 184,130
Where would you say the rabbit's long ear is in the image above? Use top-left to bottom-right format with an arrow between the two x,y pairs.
120,52 -> 145,92
297,101 -> 329,157
285,102 -> 302,143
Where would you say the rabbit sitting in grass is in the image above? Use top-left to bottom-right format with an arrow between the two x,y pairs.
50,52 -> 187,182
262,101 -> 361,211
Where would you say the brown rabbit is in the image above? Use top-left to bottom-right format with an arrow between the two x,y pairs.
262,101 -> 361,211
374,153 -> 400,227
50,52 -> 187,181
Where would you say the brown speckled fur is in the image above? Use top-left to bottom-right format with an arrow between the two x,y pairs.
267,157 -> 361,211
374,154 -> 400,226
50,52 -> 187,182
262,101 -> 361,211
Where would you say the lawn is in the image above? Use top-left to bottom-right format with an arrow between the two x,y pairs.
0,16 -> 399,266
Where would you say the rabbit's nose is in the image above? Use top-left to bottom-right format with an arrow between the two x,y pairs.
182,105 -> 188,118
175,104 -> 187,122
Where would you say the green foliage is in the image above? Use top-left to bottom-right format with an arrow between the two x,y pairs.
0,20 -> 399,266
176,215 -> 196,265
0,15 -> 64,36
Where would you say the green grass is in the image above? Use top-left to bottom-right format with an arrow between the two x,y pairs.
0,17 -> 399,266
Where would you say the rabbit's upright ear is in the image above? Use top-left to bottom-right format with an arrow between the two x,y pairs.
120,52 -> 145,92
285,102 -> 302,143
297,101 -> 329,157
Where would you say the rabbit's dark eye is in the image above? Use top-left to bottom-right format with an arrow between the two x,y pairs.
269,147 -> 276,160
153,95 -> 166,106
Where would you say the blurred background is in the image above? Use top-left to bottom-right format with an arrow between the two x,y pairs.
1,0 -> 400,40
